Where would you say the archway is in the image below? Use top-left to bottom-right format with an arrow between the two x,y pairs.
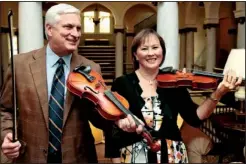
81,3 -> 115,46
123,3 -> 156,73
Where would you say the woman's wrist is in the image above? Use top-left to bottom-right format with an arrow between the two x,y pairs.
210,89 -> 224,102
208,94 -> 219,104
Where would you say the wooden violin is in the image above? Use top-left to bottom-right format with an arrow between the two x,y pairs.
157,67 -> 225,89
67,65 -> 161,152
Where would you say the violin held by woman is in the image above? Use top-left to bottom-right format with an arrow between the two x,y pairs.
157,66 -> 244,90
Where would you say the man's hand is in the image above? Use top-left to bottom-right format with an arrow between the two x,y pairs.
1,133 -> 21,159
115,114 -> 144,134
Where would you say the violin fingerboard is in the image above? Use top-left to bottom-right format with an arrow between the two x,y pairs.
104,90 -> 141,126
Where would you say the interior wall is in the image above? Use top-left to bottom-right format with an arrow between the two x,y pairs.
0,2 -> 19,87
0,1 -> 2,89
124,4 -> 155,31
194,6 -> 206,66
178,2 -> 186,28
0,2 -> 18,28
216,2 -> 237,68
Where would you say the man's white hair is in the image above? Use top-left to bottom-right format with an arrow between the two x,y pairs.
44,3 -> 80,39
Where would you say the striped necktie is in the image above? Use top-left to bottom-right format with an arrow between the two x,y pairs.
48,58 -> 65,153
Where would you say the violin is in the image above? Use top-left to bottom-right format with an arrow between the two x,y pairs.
156,67 -> 224,89
67,65 -> 161,152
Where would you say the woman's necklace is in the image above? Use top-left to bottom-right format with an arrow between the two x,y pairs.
138,70 -> 157,85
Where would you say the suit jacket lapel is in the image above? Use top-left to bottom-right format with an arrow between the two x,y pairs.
29,47 -> 49,129
63,52 -> 84,128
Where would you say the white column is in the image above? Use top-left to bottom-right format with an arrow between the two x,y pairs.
115,30 -> 124,78
186,31 -> 194,70
237,18 -> 245,48
179,31 -> 186,69
234,2 -> 245,48
157,2 -> 179,69
19,2 -> 44,53
205,26 -> 217,72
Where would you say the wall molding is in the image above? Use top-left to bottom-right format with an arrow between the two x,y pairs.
126,32 -> 135,37
203,23 -> 219,29
0,27 -> 18,35
179,27 -> 197,34
228,28 -> 237,35
114,28 -> 125,33
235,16 -> 245,25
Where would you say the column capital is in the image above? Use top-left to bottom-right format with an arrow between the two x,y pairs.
204,18 -> 219,25
234,10 -> 245,19
203,23 -> 219,30
151,2 -> 158,6
235,17 -> 245,25
179,27 -> 197,33
179,28 -> 186,34
114,28 -> 124,33
126,32 -> 135,37
0,27 -> 9,33
0,27 -> 18,35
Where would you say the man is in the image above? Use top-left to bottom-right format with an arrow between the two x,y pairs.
1,4 -> 141,163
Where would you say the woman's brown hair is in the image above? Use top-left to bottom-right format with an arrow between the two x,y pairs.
131,28 -> 166,70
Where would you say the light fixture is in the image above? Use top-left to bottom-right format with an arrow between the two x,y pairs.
92,4 -> 100,25
198,2 -> 204,7
223,49 -> 245,79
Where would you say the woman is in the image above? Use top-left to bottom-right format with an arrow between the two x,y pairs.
104,28 -> 242,163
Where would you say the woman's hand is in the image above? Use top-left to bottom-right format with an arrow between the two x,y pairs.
115,114 -> 144,134
216,69 -> 242,97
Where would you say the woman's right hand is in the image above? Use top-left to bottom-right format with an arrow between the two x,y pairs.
115,114 -> 144,134
1,133 -> 21,159
111,157 -> 121,163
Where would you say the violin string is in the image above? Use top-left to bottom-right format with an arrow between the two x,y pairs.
180,68 -> 223,77
98,80 -> 108,90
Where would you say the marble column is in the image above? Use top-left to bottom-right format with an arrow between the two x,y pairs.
234,2 -> 245,48
204,24 -> 218,72
114,28 -> 124,78
185,28 -> 196,70
125,31 -> 135,73
236,17 -> 245,48
19,2 -> 44,53
157,2 -> 179,69
179,29 -> 186,69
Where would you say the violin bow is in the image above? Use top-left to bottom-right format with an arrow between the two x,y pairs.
8,9 -> 18,142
